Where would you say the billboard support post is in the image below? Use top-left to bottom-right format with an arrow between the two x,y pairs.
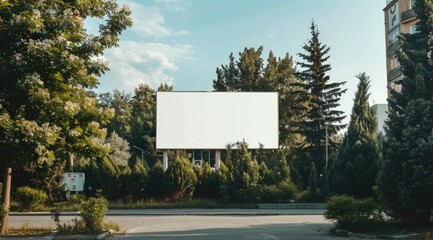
163,151 -> 168,171
215,150 -> 221,170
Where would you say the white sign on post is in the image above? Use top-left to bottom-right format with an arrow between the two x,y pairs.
62,172 -> 85,192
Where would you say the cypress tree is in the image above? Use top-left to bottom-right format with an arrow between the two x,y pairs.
377,0 -> 433,224
296,22 -> 347,182
331,73 -> 379,198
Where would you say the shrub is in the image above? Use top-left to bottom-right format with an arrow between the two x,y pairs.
164,154 -> 197,201
258,183 -> 297,203
15,186 -> 48,211
69,194 -> 86,205
324,195 -> 382,231
80,197 -> 108,231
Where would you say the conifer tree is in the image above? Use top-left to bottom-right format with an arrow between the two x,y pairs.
308,165 -> 317,195
331,73 -> 379,198
296,21 -> 347,181
377,0 -> 433,224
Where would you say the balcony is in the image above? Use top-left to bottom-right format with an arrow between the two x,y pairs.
387,41 -> 400,56
401,9 -> 416,22
388,68 -> 402,81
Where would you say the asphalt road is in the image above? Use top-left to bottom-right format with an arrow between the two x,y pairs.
110,215 -> 342,240
7,209 -> 342,240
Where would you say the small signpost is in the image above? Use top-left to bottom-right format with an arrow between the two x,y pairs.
62,172 -> 85,192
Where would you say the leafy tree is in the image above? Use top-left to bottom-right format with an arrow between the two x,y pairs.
0,0 -> 132,232
331,73 -> 379,198
106,131 -> 130,167
377,0 -> 433,224
99,90 -> 132,140
296,21 -> 347,182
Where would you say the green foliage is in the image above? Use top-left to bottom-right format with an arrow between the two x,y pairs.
123,158 -> 148,200
331,73 -> 379,198
320,166 -> 330,199
308,165 -> 317,194
213,47 -> 308,151
80,197 -> 108,232
106,131 -> 131,166
69,194 -> 86,205
296,21 -> 347,182
0,0 -> 131,230
164,154 -> 197,201
194,162 -> 221,199
15,186 -> 48,211
325,195 -> 382,231
377,0 -> 433,224
147,160 -> 166,199
221,142 -> 260,202
257,183 -> 297,203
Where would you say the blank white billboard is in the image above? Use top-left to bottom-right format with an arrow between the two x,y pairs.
156,92 -> 278,149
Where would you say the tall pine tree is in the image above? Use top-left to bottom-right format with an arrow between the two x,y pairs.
296,22 -> 346,183
377,0 -> 433,224
331,73 -> 379,198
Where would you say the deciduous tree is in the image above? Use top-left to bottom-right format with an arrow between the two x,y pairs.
0,0 -> 131,232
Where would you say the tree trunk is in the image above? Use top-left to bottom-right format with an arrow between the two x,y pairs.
1,158 -> 12,234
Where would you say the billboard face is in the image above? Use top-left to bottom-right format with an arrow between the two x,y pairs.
156,92 -> 278,149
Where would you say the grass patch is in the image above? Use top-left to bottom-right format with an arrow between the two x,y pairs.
10,198 -> 256,212
6,222 -> 54,236
109,198 -> 257,209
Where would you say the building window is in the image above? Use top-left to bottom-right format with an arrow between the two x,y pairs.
389,55 -> 400,70
410,24 -> 418,34
390,82 -> 402,93
410,0 -> 416,9
388,27 -> 400,45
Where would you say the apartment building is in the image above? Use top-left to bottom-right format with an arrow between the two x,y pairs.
384,0 -> 418,96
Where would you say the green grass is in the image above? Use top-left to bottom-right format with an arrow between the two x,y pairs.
10,198 -> 256,212
109,198 -> 257,209
6,222 -> 54,236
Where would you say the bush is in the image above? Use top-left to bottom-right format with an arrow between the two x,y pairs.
15,186 -> 48,211
164,154 -> 197,201
324,195 -> 382,231
257,183 -> 297,203
80,197 -> 108,231
69,194 -> 86,205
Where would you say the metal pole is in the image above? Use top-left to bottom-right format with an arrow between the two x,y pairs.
133,146 -> 144,166
325,124 -> 328,169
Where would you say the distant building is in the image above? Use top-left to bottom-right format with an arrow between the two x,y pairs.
372,104 -> 388,134
384,0 -> 418,97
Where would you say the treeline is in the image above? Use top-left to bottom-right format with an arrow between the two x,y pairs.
2,0 -> 433,230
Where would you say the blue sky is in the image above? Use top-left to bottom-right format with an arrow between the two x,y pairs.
91,0 -> 388,126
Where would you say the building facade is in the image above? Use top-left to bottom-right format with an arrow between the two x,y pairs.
372,103 -> 388,134
384,0 -> 418,96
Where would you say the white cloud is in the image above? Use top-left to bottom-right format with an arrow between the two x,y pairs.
267,33 -> 275,39
173,30 -> 190,36
154,0 -> 190,12
100,41 -> 194,91
125,1 -> 171,38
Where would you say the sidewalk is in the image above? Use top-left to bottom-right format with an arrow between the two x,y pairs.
10,208 -> 326,216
